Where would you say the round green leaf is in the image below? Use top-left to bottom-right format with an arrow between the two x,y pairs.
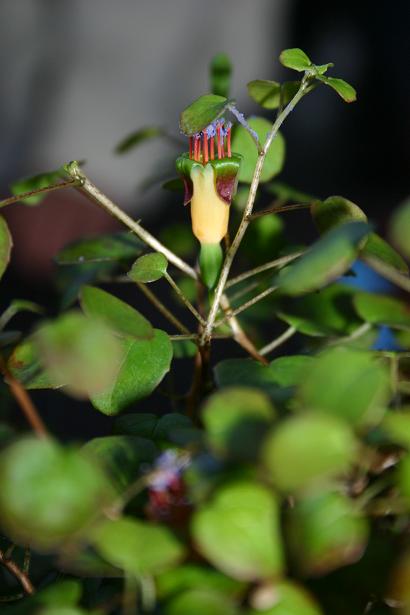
279,48 -> 312,71
202,387 -> 275,460
247,581 -> 323,615
8,337 -> 63,389
180,94 -> 229,136
382,411 -> 410,449
311,196 -> 367,234
317,76 -> 357,103
0,437 -> 112,550
10,167 -> 67,205
287,491 -> 368,575
0,215 -> 12,281
166,589 -> 239,615
263,414 -> 357,491
91,517 -> 185,575
192,481 -> 283,581
128,252 -> 168,283
390,198 -> 410,260
247,80 -> 281,109
91,329 -> 173,415
353,291 -> 410,329
277,222 -> 369,296
297,347 -> 390,427
80,285 -> 153,340
157,564 -> 244,600
231,117 -> 285,183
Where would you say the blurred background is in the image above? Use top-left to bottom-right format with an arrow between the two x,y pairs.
0,0 -> 408,435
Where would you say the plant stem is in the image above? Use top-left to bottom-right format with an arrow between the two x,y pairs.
259,326 -> 297,356
0,549 -> 35,595
248,202 -> 311,220
66,162 -> 197,280
362,256 -> 410,293
219,295 -> 268,364
135,282 -> 190,335
226,251 -> 303,289
0,179 -> 78,209
215,286 -> 278,326
163,272 -> 205,326
0,355 -> 48,438
201,77 -> 310,343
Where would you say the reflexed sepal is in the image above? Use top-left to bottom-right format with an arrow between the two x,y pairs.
199,243 -> 223,290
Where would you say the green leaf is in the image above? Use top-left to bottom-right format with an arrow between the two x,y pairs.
115,126 -> 165,154
114,412 -> 193,441
35,311 -> 122,398
192,482 -> 283,581
202,387 -> 275,460
80,285 -> 153,340
8,338 -> 63,389
297,347 -> 390,427
165,589 -> 239,615
1,580 -> 84,615
0,437 -> 112,550
83,435 -> 157,492
55,231 -> 144,265
398,454 -> 410,504
361,232 -> 408,274
180,94 -> 229,136
390,197 -> 410,259
247,80 -> 281,109
9,167 -> 67,205
279,48 -> 312,71
266,180 -> 314,203
231,117 -> 285,183
314,63 -> 334,75
0,299 -> 42,331
157,564 -> 244,600
91,517 -> 185,575
128,252 -> 168,283
311,196 -> 367,234
381,411 -> 410,449
278,222 -> 369,295
0,215 -> 12,281
210,53 -> 232,98
159,223 -> 196,258
287,491 -> 368,575
263,414 -> 357,492
316,76 -> 357,102
91,329 -> 173,415
353,291 -> 410,329
172,338 -> 197,359
247,581 -> 323,615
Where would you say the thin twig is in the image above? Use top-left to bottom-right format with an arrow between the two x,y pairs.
0,355 -> 48,438
362,256 -> 410,293
0,549 -> 35,595
219,295 -> 268,364
0,179 -> 78,209
163,271 -> 206,326
248,202 -> 311,221
201,77 -> 310,343
259,326 -> 297,356
325,322 -> 372,348
135,282 -> 190,335
226,251 -> 303,289
215,286 -> 278,326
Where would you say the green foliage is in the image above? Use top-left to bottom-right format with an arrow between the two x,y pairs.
0,215 -> 12,281
55,231 -> 144,264
280,48 -> 312,72
115,126 -> 165,154
180,94 -> 230,136
128,252 -> 168,283
390,197 -> 410,259
247,581 -> 323,615
9,167 -> 67,205
210,53 -> 232,98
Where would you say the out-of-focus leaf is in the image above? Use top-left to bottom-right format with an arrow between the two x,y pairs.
390,197 -> 410,259
287,491 -> 368,575
80,285 -> 153,340
91,517 -> 185,575
8,338 -> 63,389
231,117 -> 285,183
0,299 -> 43,331
297,347 -> 390,427
128,252 -> 168,283
114,412 -> 193,442
165,588 -> 239,615
162,177 -> 184,193
91,329 -> 173,415
353,291 -> 410,329
202,387 -> 275,460
157,564 -> 244,600
277,222 -> 370,295
0,215 -> 12,281
210,53 -> 232,98
159,223 -> 196,258
265,180 -> 314,203
247,581 -> 323,615
172,338 -> 197,359
35,311 -> 122,398
192,481 -> 283,581
247,80 -> 281,109
382,410 -> 410,449
263,414 -> 357,491
311,196 -> 367,234
361,233 -> 408,274
115,126 -> 165,154
55,231 -> 144,265
279,48 -> 312,71
316,75 -> 357,102
0,437 -> 112,550
0,580 -> 84,615
180,94 -> 229,136
9,167 -> 67,205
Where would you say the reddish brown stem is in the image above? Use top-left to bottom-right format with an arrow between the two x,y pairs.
0,549 -> 35,595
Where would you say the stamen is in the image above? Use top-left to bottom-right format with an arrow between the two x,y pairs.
227,128 -> 231,157
194,135 -> 200,161
216,124 -> 222,159
189,136 -> 193,159
210,136 -> 215,160
203,131 -> 209,164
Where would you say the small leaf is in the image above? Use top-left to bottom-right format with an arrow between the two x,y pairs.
202,387 -> 275,460
80,285 -> 153,340
91,517 -> 185,575
166,589 -> 239,615
277,222 -> 370,295
247,80 -> 281,109
316,76 -> 357,102
128,252 -> 168,283
0,437 -> 112,550
361,232 -> 408,274
353,291 -> 410,329
9,167 -> 67,205
115,126 -> 165,154
248,581 -> 323,615
91,329 -> 173,415
8,338 -> 63,389
263,414 -> 357,492
311,195 -> 367,234
0,215 -> 12,281
180,94 -> 229,136
279,48 -> 312,71
210,53 -> 232,98
157,564 -> 244,600
114,412 -> 193,441
382,411 -> 410,449
192,481 -> 283,581
55,231 -> 144,265
297,347 -> 390,427
287,491 -> 368,575
390,197 -> 410,259
231,117 -> 285,183
314,62 -> 334,75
